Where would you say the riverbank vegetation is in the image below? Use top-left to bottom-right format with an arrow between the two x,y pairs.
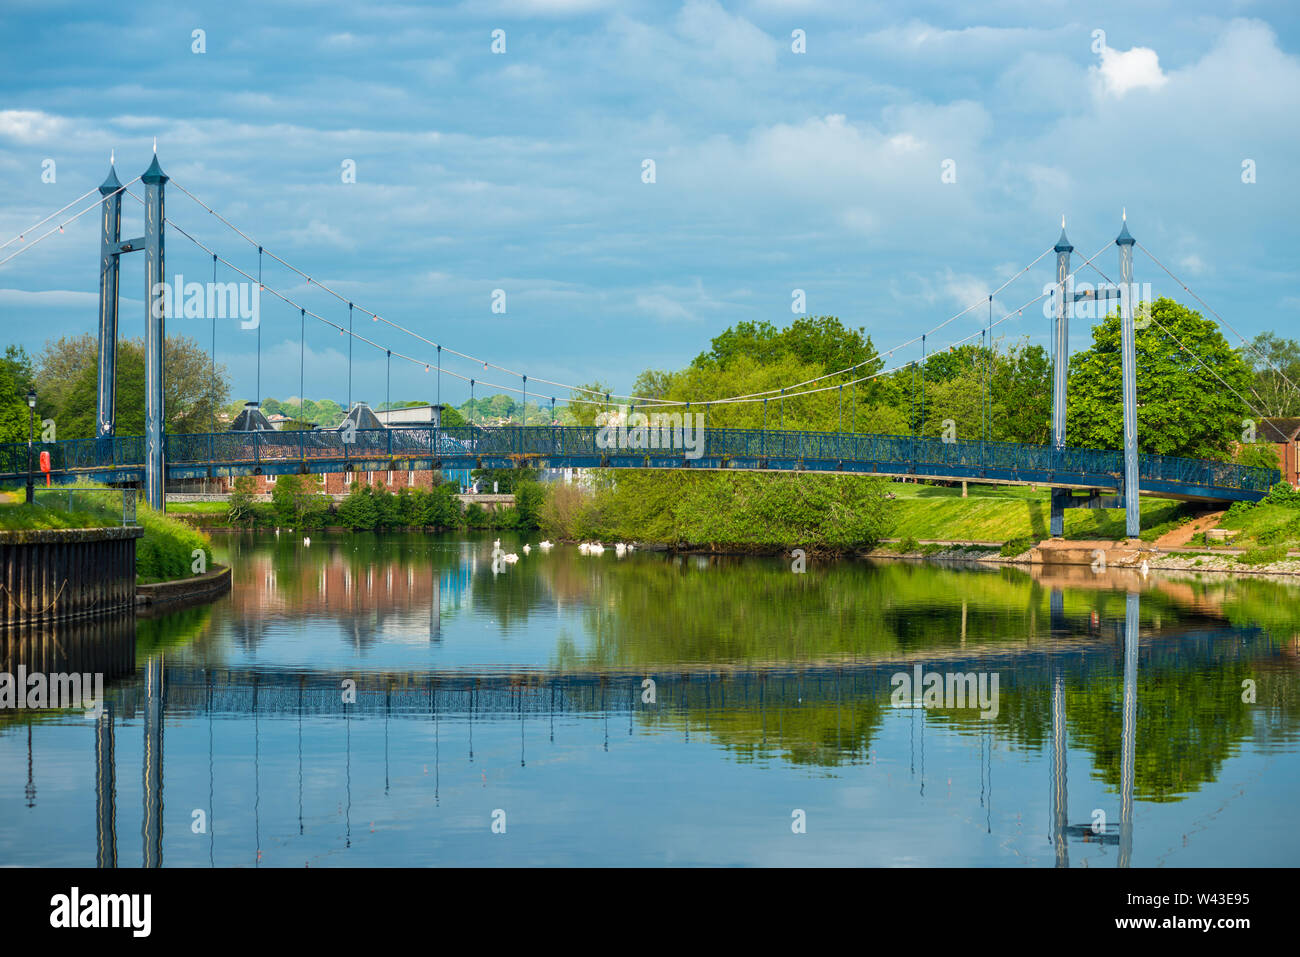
525,308 -> 1289,552
541,470 -> 891,551
879,481 -> 1192,543
184,474 -> 545,532
566,306 -> 1283,464
0,488 -> 212,584
1217,482 -> 1300,554
534,475 -> 1197,554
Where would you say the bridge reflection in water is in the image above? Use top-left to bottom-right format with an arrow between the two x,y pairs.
5,538 -> 1297,868
70,591 -> 1282,867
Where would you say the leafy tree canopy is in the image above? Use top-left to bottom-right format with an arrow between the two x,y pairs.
1066,297 -> 1253,459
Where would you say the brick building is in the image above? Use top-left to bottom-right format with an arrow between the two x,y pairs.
210,400 -> 468,496
1261,418 -> 1300,487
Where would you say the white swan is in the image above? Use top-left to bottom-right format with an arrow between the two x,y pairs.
589,542 -> 605,554
578,542 -> 590,554
502,553 -> 519,563
303,536 -> 311,547
539,541 -> 553,550
614,542 -> 627,557
522,544 -> 531,555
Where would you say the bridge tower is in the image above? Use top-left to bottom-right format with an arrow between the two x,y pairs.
1117,215 -> 1141,539
1048,217 -> 1141,539
95,159 -> 123,440
94,148 -> 168,511
142,152 -> 168,511
1049,220 -> 1072,536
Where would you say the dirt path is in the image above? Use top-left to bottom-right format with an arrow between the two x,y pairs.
1154,510 -> 1225,548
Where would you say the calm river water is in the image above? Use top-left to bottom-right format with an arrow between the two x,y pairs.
2,530 -> 1298,867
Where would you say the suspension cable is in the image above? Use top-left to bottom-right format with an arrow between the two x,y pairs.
1081,256 -> 1272,423
1135,240 -> 1300,405
166,177 -> 1062,409
0,179 -> 140,269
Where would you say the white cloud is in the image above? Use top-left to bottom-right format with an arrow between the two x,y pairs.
0,110 -> 67,143
1092,44 -> 1169,98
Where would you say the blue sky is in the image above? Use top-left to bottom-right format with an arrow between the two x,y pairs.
1,0 -> 1298,409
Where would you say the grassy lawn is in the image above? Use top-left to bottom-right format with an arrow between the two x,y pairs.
882,480 -> 1189,543
0,502 -> 114,529
1,486 -> 214,583
165,501 -> 230,515
1216,503 -> 1300,549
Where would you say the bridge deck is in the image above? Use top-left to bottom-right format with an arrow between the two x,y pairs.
0,426 -> 1278,504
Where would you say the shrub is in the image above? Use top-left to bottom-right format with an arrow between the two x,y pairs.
420,484 -> 464,528
1236,442 -> 1280,471
337,483 -> 380,530
135,503 -> 213,583
1264,481 -> 1300,508
270,474 -> 329,528
1001,536 -> 1036,557
514,482 -> 544,529
228,475 -> 257,526
539,482 -> 591,540
1237,544 -> 1289,566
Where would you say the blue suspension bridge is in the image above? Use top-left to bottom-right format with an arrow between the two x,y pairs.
0,153 -> 1286,535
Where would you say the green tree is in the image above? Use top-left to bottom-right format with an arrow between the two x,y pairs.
565,381 -> 614,427
270,474 -> 328,528
991,340 -> 1051,444
1236,441 -> 1280,471
1066,298 -> 1253,459
514,481 -> 544,529
45,335 -> 230,438
337,483 -> 380,530
1241,331 -> 1300,417
228,475 -> 258,525
438,404 -> 467,427
0,346 -> 35,443
35,335 -> 96,423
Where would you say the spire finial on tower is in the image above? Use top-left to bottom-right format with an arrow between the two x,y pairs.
100,152 -> 122,193
142,147 -> 168,185
1055,216 -> 1072,252
153,136 -> 157,154
1116,209 -> 1135,246
110,148 -> 115,165
1122,207 -> 1127,222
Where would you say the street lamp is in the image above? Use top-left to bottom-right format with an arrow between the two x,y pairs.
25,389 -> 36,504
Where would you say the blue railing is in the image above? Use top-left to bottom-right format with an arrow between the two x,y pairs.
0,426 -> 1279,499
